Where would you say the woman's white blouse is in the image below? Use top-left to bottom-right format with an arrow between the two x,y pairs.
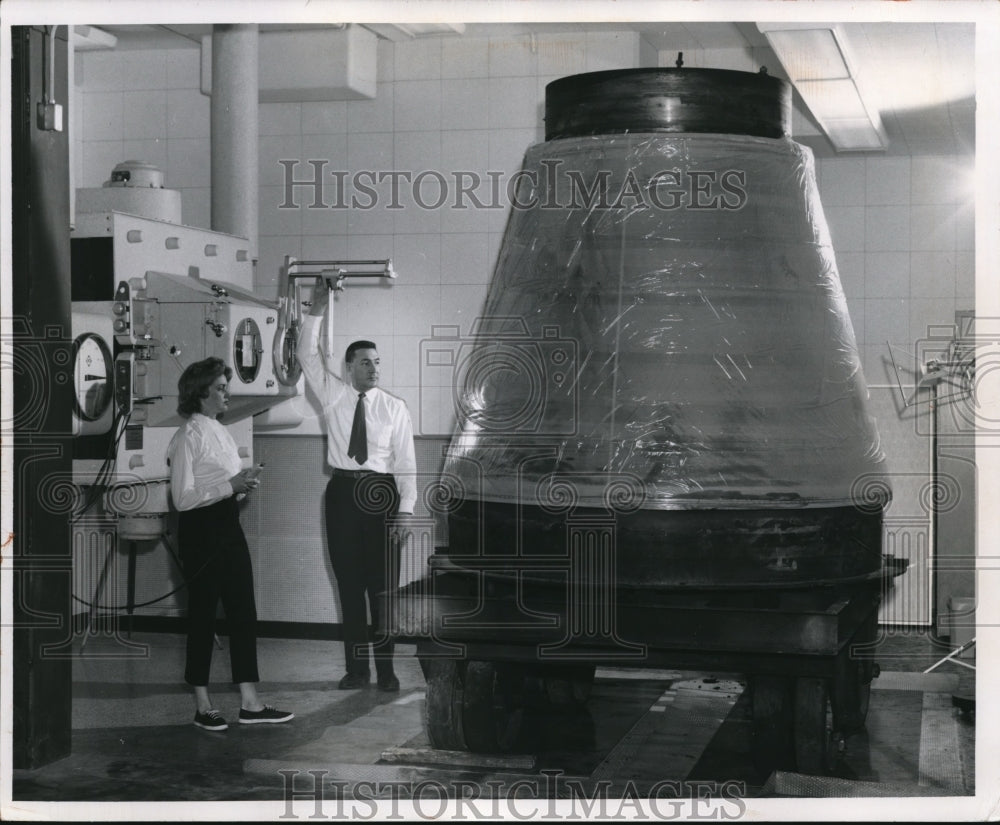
167,413 -> 242,511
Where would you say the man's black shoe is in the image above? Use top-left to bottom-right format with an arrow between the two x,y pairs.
377,674 -> 400,692
338,672 -> 371,690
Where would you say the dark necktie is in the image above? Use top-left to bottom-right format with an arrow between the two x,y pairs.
348,392 -> 368,465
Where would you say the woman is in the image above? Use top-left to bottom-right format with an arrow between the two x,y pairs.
167,357 -> 293,731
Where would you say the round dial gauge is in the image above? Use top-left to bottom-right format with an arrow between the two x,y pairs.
73,333 -> 113,421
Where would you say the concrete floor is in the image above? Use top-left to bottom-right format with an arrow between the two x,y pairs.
9,626 -> 978,819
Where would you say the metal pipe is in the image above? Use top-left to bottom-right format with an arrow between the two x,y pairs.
210,24 -> 259,262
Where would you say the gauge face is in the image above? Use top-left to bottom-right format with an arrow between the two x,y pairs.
233,317 -> 262,383
73,333 -> 113,421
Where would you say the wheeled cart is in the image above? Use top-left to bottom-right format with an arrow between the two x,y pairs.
382,554 -> 907,776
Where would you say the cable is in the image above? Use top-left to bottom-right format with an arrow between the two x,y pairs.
71,409 -> 133,522
72,532 -> 223,611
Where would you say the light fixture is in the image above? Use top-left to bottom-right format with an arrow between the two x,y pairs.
361,23 -> 465,42
72,25 -> 118,51
757,22 -> 887,152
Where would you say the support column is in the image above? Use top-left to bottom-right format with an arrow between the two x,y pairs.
210,24 -> 259,262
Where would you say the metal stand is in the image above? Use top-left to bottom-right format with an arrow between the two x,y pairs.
923,638 -> 976,672
82,534 -> 223,651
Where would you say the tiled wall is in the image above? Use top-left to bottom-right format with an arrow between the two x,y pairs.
74,30 -> 653,437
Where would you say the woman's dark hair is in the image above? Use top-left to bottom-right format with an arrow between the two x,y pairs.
177,357 -> 232,418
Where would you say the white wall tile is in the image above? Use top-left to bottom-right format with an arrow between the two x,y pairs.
393,233 -> 442,286
824,206 -> 866,252
865,206 -> 910,252
865,252 -> 909,298
301,203 -> 348,237
862,343 -> 894,385
845,298 -> 865,349
910,204 -> 957,252
334,284 -> 397,342
164,137 -> 210,188
910,155 -> 961,204
79,51 -> 123,91
835,251 -> 865,300
441,233 -> 491,285
955,251 -> 974,301
166,48 -> 201,89
259,186 -> 303,237
439,130 -> 494,233
394,191 -> 443,235
377,39 -> 395,84
293,141 -> 349,234
699,47 -> 756,72
259,102 -> 301,136
955,204 -> 974,251
259,134 -> 302,188
585,31 -> 640,71
537,33 -> 588,76
910,251 -> 956,299
122,138 -> 168,173
302,101 -> 348,135
865,297 -> 911,352
257,235 -> 301,293
165,88 -> 209,139
81,140 -> 125,188
83,91 -> 123,140
440,78 -> 489,130
911,298 -> 956,346
393,130 -> 442,176
300,234 -> 347,262
347,130 -> 393,172
393,284 -> 442,336
444,284 -> 491,332
394,38 -> 442,80
442,36 -> 490,79
346,233 -> 394,262
394,80 -> 444,132
348,83 -> 394,133
865,157 -> 910,205
178,187 -> 210,231
122,90 -> 166,140
119,50 -> 167,91
488,77 -> 543,130
489,36 -> 537,77
817,158 -> 865,206
639,36 -> 659,68
347,202 -> 395,236
393,333 -> 427,395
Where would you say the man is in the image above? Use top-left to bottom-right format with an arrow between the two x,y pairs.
298,281 -> 417,691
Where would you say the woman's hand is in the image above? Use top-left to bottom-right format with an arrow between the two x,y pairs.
230,470 -> 260,496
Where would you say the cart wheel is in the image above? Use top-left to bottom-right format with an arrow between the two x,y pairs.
750,675 -> 795,773
544,664 -> 597,707
422,658 -> 466,750
462,660 -> 525,753
794,677 -> 839,775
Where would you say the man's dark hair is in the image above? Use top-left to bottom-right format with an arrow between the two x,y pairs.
177,357 -> 232,418
346,340 -> 377,363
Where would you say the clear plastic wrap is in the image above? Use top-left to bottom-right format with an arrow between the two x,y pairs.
444,133 -> 886,512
